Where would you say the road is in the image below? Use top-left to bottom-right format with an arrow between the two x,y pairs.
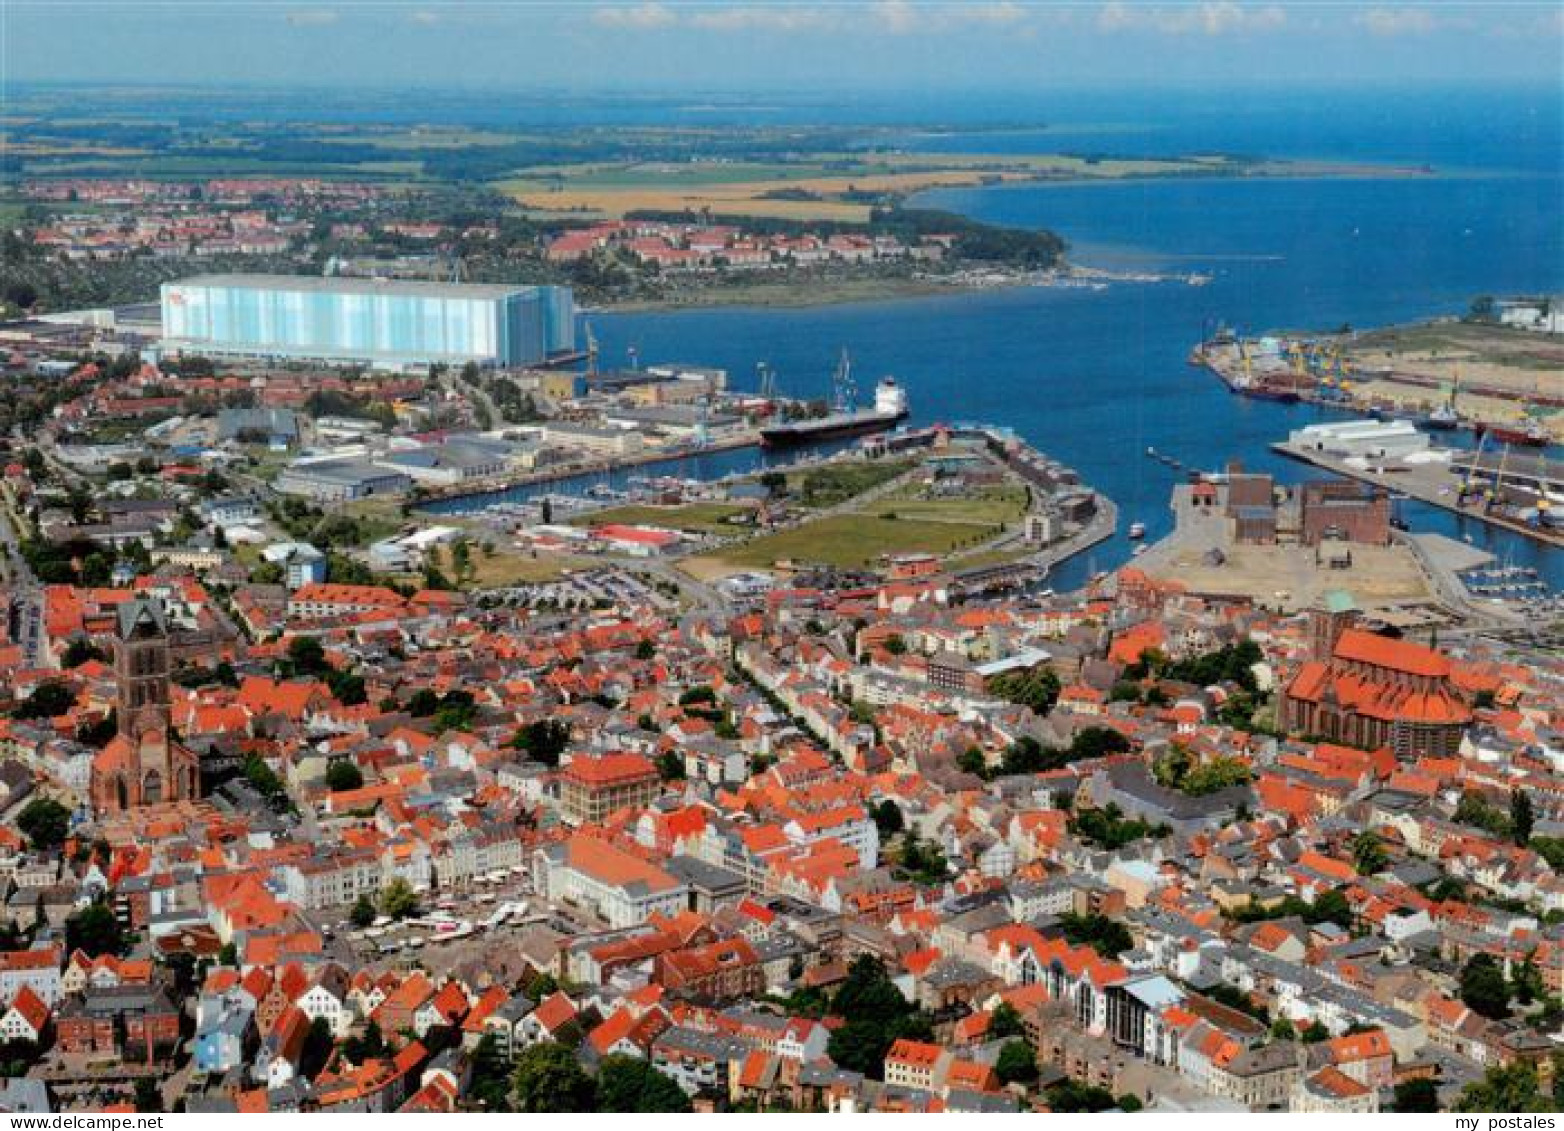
0,484 -> 47,669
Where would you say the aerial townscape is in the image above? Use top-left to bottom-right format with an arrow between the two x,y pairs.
0,0 -> 1560,1121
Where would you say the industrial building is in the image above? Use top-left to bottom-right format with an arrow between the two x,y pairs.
1287,419 -> 1430,461
274,457 -> 411,502
159,274 -> 574,370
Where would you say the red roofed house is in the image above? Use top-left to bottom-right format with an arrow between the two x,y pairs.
560,753 -> 661,825
0,986 -> 51,1044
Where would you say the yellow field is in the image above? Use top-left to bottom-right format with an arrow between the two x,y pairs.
496,153 -> 1233,221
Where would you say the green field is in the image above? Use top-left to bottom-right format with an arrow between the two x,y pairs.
716,513 -> 1000,570
794,459 -> 915,508
570,502 -> 752,534
862,484 -> 1029,526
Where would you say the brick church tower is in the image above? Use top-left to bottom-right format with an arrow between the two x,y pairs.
90,598 -> 201,812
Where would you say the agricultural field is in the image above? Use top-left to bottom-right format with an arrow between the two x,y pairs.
496,152 -> 1251,222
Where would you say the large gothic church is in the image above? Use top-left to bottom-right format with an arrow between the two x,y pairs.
90,598 -> 201,812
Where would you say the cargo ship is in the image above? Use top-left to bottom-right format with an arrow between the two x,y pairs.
1476,419 -> 1552,448
760,351 -> 910,448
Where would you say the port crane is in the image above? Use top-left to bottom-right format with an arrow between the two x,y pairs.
831,348 -> 857,415
1458,427 -> 1490,507
1486,441 -> 1515,515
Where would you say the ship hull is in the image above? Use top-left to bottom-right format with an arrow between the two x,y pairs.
1241,387 -> 1301,404
1478,423 -> 1549,447
760,410 -> 908,448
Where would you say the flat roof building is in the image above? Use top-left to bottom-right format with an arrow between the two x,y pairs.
160,274 -> 574,370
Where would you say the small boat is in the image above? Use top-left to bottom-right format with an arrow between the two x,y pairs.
1422,403 -> 1460,430
1128,522 -> 1147,539
1132,543 -> 1148,556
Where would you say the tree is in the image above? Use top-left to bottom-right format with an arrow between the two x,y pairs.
1511,955 -> 1545,1006
826,955 -> 932,1078
1456,1060 -> 1555,1113
995,1038 -> 1038,1085
75,711 -> 116,749
65,900 -> 126,958
957,746 -> 988,776
407,688 -> 441,717
326,669 -> 366,707
13,680 -> 76,719
987,666 -> 1061,715
871,799 -> 904,838
990,1001 -> 1025,1039
596,1054 -> 693,1112
325,760 -> 364,792
469,1033 -> 514,1111
61,638 -> 105,669
133,1077 -> 162,1113
17,797 -> 70,852
1512,787 -> 1534,847
1459,953 -> 1511,1020
350,895 -> 377,929
286,635 -> 328,676
656,750 -> 685,782
1270,1017 -> 1296,1041
512,1042 -> 596,1113
1392,1077 -> 1440,1112
1045,1079 -> 1117,1112
380,878 -> 420,921
1058,912 -> 1134,959
243,753 -> 288,811
450,539 -> 474,587
1352,830 -> 1389,876
300,1016 -> 334,1079
511,719 -> 570,767
342,1019 -> 387,1065
526,971 -> 560,1001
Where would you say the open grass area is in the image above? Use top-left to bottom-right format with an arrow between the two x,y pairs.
863,484 -> 1029,527
568,501 -> 752,534
794,459 -> 915,508
463,549 -> 589,588
714,513 -> 1000,570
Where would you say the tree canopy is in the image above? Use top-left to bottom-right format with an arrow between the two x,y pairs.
512,1042 -> 597,1113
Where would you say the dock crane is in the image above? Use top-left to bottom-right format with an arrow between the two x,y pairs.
1458,427 -> 1490,507
1486,441 -> 1515,515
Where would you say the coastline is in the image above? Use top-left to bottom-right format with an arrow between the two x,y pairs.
588,262 -> 1206,314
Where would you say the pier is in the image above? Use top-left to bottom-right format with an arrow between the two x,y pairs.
414,429 -> 765,507
1273,441 -> 1564,550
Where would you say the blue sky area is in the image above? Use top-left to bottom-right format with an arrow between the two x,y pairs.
6,2 -> 1563,92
